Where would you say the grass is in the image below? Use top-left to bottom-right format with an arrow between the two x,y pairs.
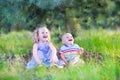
0,57 -> 118,80
75,29 -> 120,57
0,30 -> 33,55
0,29 -> 120,80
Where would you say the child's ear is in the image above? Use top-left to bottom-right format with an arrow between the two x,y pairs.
62,39 -> 65,44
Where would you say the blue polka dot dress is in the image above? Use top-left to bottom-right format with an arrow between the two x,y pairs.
26,42 -> 53,69
26,42 -> 64,69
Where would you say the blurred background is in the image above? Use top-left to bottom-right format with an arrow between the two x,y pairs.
0,0 -> 120,33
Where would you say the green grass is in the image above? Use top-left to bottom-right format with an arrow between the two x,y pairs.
75,29 -> 120,57
0,29 -> 120,80
0,57 -> 118,80
0,30 -> 33,55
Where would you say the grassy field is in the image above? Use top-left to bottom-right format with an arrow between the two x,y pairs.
0,29 -> 120,80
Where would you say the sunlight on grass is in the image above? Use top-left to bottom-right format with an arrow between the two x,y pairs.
0,29 -> 120,80
0,30 -> 33,55
75,29 -> 120,57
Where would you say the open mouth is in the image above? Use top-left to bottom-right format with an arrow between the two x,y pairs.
68,39 -> 73,41
43,36 -> 48,38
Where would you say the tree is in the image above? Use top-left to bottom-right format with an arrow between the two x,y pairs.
0,0 -> 120,33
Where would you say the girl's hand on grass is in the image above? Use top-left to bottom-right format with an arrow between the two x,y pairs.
39,64 -> 42,66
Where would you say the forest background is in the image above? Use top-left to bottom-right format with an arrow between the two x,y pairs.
0,0 -> 120,33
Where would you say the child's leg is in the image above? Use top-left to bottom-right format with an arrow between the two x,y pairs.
51,53 -> 65,68
26,51 -> 44,69
26,56 -> 38,69
79,59 -> 85,64
51,51 -> 65,68
51,50 -> 58,64
51,54 -> 58,64
71,56 -> 79,65
70,57 -> 84,66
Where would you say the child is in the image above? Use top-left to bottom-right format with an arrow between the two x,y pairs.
26,25 -> 64,69
59,33 -> 84,66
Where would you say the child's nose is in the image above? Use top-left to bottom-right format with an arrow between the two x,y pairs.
45,32 -> 48,35
44,33 -> 48,36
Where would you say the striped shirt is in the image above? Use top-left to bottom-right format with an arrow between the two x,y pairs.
59,44 -> 81,61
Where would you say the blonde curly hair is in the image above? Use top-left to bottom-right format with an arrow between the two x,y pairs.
33,25 -> 51,43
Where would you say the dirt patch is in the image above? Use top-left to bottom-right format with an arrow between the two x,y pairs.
23,50 -> 32,62
82,50 -> 104,63
3,50 -> 104,65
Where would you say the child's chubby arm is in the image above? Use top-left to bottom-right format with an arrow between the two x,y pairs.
74,44 -> 84,54
78,47 -> 84,54
33,43 -> 42,66
60,52 -> 68,65
49,42 -> 57,54
49,42 -> 58,63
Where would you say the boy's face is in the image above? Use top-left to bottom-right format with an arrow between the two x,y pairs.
39,27 -> 50,42
62,33 -> 74,45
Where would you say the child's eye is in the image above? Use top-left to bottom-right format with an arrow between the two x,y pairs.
42,32 -> 44,34
46,32 -> 48,34
66,37 -> 69,38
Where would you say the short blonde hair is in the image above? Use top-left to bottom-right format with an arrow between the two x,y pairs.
33,25 -> 51,43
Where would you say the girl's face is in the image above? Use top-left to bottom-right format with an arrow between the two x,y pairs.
62,33 -> 74,45
38,27 -> 50,42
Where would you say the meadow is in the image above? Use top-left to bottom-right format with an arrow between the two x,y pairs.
0,29 -> 120,80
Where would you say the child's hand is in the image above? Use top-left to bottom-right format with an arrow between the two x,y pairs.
38,62 -> 42,66
39,64 -> 42,66
51,58 -> 57,64
79,48 -> 84,54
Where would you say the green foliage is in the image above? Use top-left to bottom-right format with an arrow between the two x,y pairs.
0,0 -> 120,33
29,0 -> 62,10
0,30 -> 33,55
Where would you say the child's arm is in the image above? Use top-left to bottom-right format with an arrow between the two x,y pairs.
49,42 -> 58,63
74,44 -> 84,54
33,43 -> 42,65
78,47 -> 84,54
60,53 -> 68,65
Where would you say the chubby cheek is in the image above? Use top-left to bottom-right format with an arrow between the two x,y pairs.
62,39 -> 66,44
39,34 -> 43,39
65,40 -> 69,44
